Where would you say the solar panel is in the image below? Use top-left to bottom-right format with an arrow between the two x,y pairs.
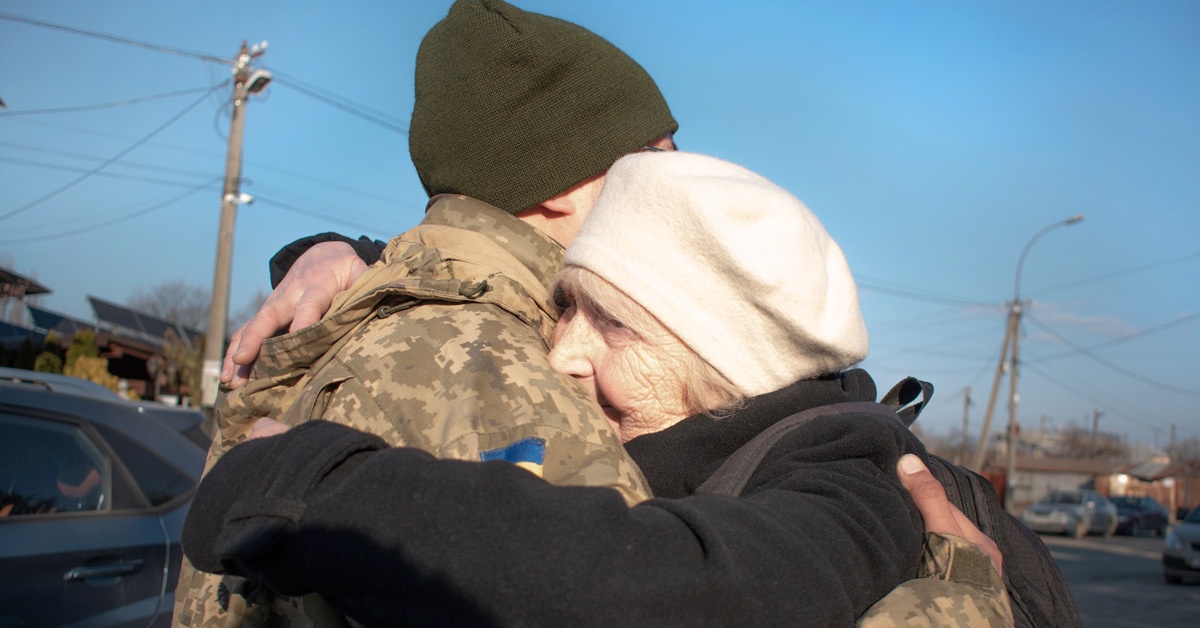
26,306 -> 92,336
87,296 -> 203,346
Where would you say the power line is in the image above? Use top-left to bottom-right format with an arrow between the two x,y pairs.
0,82 -> 227,222
0,86 -> 217,116
0,155 -> 213,189
872,319 -> 1003,362
4,117 -> 218,158
255,197 -> 387,237
1024,312 -> 1200,397
857,278 -> 993,308
872,305 -> 987,332
1021,362 -> 1169,433
1032,249 -> 1200,296
7,116 -> 408,206
965,341 -> 1004,391
270,70 -> 407,127
272,75 -> 409,135
0,12 -> 232,64
0,178 -> 221,245
0,140 -> 217,179
1030,312 -> 1200,365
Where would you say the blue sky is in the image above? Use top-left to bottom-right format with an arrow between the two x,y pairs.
1,0 -> 1197,448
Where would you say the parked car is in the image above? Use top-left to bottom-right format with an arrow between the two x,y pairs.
0,365 -> 124,400
1019,489 -> 1119,538
0,366 -> 215,449
1163,505 -> 1200,584
0,371 -> 208,627
1111,495 -> 1169,537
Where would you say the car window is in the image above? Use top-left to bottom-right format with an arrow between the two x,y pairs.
0,413 -> 110,517
90,423 -> 192,507
1048,492 -> 1082,504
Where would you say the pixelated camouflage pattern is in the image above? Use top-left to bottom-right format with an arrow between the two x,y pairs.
858,532 -> 1014,628
173,196 -> 649,627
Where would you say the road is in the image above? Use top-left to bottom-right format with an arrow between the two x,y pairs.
1040,532 -> 1199,627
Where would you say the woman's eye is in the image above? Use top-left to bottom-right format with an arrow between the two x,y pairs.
552,287 -> 572,310
603,316 -> 626,329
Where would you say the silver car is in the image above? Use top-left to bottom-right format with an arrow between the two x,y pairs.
1019,489 -> 1118,538
1163,507 -> 1200,584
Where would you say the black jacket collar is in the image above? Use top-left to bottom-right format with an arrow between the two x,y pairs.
625,369 -> 878,498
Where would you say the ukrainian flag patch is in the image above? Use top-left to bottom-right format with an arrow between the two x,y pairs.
480,437 -> 546,477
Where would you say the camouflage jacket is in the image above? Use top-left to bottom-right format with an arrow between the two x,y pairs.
859,532 -> 1014,627
173,195 -> 650,628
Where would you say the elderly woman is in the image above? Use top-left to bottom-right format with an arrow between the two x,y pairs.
184,153 -> 1012,626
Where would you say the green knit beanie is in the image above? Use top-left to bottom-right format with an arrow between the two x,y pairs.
410,0 -> 678,215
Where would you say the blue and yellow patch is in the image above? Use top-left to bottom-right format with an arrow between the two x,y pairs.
480,437 -> 546,477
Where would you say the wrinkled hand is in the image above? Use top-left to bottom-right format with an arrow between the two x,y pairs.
221,241 -> 368,389
248,417 -> 290,440
897,454 -> 1003,577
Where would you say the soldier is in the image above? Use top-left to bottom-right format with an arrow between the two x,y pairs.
174,1 -> 671,625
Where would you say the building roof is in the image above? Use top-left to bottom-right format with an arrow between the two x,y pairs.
88,296 -> 202,348
0,267 -> 51,296
27,305 -> 93,337
991,457 -> 1124,475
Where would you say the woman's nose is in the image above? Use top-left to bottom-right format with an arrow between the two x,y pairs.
548,317 -> 594,378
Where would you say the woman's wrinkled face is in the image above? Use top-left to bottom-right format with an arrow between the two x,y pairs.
548,297 -> 694,443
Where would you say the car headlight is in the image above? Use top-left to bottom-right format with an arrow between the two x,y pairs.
1165,531 -> 1182,551
1119,515 -> 1129,523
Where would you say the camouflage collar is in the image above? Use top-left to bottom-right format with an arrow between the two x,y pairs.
421,194 -> 566,292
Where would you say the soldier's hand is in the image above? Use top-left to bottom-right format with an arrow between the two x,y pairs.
221,241 -> 368,389
898,454 -> 1003,577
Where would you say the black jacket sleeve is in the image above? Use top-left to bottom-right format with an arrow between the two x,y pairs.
183,419 -> 922,628
268,233 -> 386,288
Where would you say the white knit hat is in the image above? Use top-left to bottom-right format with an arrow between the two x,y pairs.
564,152 -> 869,397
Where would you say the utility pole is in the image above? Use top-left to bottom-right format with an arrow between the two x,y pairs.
1088,408 -> 1103,457
959,386 -> 972,465
200,41 -> 271,408
972,309 -> 1014,471
1005,299 -> 1023,513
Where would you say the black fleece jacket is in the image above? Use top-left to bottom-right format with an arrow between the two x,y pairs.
268,232 -> 385,288
183,370 -> 926,627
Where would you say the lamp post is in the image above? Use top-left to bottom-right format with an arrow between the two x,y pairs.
1003,214 -> 1082,511
971,214 -> 1082,511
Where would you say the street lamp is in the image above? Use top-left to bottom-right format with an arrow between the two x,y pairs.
1014,214 -> 1083,304
971,214 -> 1083,512
1003,214 -> 1082,511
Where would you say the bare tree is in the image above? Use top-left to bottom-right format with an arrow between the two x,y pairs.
129,280 -> 210,330
1173,437 -> 1200,463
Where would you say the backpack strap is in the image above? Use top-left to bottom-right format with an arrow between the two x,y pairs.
880,377 -> 934,427
697,401 -> 897,497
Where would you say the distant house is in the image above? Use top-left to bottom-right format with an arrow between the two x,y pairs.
982,454 -> 1199,519
1,267 -> 51,346
14,297 -> 203,402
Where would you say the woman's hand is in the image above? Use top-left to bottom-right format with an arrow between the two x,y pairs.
897,454 -> 1003,577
